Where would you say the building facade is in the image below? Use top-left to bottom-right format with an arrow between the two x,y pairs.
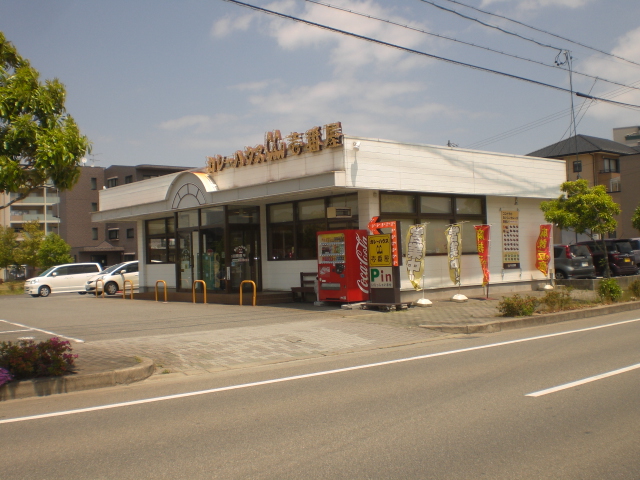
94,124 -> 565,301
58,164 -> 192,267
528,133 -> 640,241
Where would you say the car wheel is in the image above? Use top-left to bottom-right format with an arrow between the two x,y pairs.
39,285 -> 51,297
105,282 -> 118,296
78,292 -> 87,295
555,271 -> 567,279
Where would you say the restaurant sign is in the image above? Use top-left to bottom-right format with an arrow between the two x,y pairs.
206,122 -> 343,174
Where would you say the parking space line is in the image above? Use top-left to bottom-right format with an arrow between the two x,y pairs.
526,362 -> 640,397
0,329 -> 33,334
0,320 -> 84,343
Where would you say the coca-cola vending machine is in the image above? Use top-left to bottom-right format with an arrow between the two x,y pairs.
317,229 -> 369,303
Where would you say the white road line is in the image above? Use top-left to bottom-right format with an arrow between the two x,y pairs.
1,316 -> 639,425
0,320 -> 84,343
0,329 -> 33,334
526,362 -> 640,397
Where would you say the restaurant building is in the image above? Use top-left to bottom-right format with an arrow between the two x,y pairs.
93,122 -> 565,301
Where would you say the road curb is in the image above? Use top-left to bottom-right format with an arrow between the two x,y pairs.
420,301 -> 640,334
0,357 -> 155,402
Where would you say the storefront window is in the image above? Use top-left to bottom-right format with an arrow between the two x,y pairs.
381,193 -> 415,213
299,199 -> 325,220
269,224 -> 295,260
420,196 -> 452,214
269,203 -> 294,223
177,210 -> 199,228
328,194 -> 359,216
201,206 -> 224,226
456,197 -> 482,215
380,193 -> 484,256
228,206 -> 259,224
146,217 -> 176,264
267,194 -> 359,261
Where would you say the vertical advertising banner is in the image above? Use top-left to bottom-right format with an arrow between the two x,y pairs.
501,210 -> 520,269
446,224 -> 462,286
535,224 -> 552,276
406,224 -> 426,291
474,225 -> 490,286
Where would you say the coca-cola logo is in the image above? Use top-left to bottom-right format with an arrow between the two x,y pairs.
355,233 -> 369,294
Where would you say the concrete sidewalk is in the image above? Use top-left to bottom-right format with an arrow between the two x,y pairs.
2,291 -> 639,400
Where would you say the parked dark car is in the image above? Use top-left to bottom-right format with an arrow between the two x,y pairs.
617,237 -> 640,268
576,240 -> 638,277
553,244 -> 596,279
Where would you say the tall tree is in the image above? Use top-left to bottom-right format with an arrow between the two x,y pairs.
13,220 -> 45,270
0,31 -> 90,210
540,179 -> 621,277
0,225 -> 18,278
37,233 -> 73,269
632,203 -> 640,233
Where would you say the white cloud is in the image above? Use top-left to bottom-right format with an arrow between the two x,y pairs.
158,114 -> 238,134
211,13 -> 255,38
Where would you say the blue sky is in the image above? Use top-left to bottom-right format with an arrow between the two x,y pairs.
2,0 -> 640,169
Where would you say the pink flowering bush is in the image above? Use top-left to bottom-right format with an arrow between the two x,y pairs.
0,368 -> 12,386
0,337 -> 78,381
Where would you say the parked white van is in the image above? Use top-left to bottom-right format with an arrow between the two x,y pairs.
85,260 -> 139,296
24,263 -> 102,297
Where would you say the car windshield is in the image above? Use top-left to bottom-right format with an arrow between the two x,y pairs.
616,242 -> 633,254
569,245 -> 590,257
102,263 -> 124,274
38,267 -> 56,277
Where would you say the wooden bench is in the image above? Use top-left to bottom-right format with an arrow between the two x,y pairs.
291,272 -> 317,302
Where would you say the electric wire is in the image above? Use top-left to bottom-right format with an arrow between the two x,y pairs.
222,0 -> 640,111
465,78 -> 640,150
304,0 -> 640,92
416,0 -> 564,52
439,0 -> 640,69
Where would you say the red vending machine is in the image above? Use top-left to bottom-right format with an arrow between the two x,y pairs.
317,229 -> 370,303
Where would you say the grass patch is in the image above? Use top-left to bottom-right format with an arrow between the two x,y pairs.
0,281 -> 24,296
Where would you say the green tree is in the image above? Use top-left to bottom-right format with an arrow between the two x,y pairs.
14,220 -> 45,270
541,179 -> 621,277
632,203 -> 640,233
37,233 -> 73,269
0,31 -> 90,210
0,225 -> 18,277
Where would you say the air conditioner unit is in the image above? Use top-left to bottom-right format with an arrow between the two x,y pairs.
327,207 -> 352,218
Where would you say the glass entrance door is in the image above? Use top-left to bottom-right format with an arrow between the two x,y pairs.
201,226 -> 226,291
228,224 -> 261,292
178,230 -> 200,290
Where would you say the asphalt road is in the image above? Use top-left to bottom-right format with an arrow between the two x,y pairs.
1,311 -> 639,479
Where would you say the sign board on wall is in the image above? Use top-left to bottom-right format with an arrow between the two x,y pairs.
370,267 -> 394,288
501,210 -> 520,269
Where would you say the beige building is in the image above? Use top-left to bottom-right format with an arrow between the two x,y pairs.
613,126 -> 640,147
528,134 -> 640,241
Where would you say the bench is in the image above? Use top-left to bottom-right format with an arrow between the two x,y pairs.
291,272 -> 317,302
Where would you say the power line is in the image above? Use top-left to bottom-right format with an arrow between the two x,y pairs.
439,0 -> 640,69
464,78 -> 640,150
223,0 -> 640,111
304,0 -> 640,92
416,0 -> 563,52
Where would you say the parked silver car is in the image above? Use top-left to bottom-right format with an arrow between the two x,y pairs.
553,244 -> 595,279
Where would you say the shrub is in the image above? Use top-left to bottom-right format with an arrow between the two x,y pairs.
0,337 -> 78,381
629,279 -> 640,298
0,367 -> 13,386
498,294 -> 539,317
597,278 -> 622,303
541,289 -> 573,311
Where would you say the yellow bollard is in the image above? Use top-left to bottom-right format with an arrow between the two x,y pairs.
239,280 -> 257,306
155,280 -> 168,303
95,279 -> 105,298
192,280 -> 207,304
122,280 -> 134,299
